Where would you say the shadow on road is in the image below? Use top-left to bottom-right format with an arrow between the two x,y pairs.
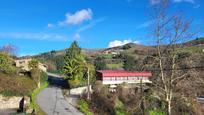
48,76 -> 69,89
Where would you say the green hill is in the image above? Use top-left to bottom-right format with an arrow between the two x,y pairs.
25,37 -> 204,73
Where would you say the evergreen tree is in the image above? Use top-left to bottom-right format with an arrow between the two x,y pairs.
63,41 -> 85,89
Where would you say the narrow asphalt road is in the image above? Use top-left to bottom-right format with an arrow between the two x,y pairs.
37,74 -> 83,115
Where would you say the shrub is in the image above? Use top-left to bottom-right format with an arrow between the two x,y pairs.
30,81 -> 48,115
148,109 -> 166,115
40,71 -> 48,83
115,99 -> 126,115
94,60 -> 107,70
0,52 -> 16,74
69,79 -> 80,88
78,99 -> 93,115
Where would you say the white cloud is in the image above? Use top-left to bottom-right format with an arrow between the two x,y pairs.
173,0 -> 195,4
47,23 -> 55,28
59,9 -> 93,26
108,39 -> 139,48
0,32 -> 67,41
73,33 -> 80,40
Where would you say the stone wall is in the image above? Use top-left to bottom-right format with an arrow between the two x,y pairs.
0,95 -> 30,110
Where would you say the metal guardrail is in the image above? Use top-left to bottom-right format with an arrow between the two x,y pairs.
46,72 -> 65,78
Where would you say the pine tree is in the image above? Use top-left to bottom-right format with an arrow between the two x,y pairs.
63,41 -> 85,89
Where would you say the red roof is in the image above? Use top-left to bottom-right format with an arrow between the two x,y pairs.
96,70 -> 152,77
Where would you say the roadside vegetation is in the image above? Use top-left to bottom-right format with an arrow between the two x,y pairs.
0,72 -> 36,96
0,52 -> 36,96
63,41 -> 95,91
30,80 -> 48,115
28,59 -> 48,114
78,99 -> 93,115
0,48 -> 49,114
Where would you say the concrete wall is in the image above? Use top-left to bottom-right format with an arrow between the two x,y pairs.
102,77 -> 152,85
70,86 -> 92,95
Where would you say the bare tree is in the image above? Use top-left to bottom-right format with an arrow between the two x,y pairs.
149,0 -> 197,115
0,44 -> 18,56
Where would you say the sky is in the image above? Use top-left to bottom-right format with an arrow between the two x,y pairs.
0,0 -> 203,56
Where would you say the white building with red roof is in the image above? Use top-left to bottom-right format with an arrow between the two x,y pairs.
96,70 -> 152,85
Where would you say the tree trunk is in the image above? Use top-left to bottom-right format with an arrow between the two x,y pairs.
37,82 -> 40,88
166,91 -> 172,115
167,99 -> 171,115
38,71 -> 41,88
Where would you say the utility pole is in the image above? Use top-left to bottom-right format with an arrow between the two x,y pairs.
87,67 -> 91,100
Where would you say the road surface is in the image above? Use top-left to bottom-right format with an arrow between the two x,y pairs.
37,74 -> 83,115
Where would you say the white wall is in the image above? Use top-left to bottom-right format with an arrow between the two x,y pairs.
102,76 -> 151,85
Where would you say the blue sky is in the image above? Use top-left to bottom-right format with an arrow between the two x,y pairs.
0,0 -> 203,56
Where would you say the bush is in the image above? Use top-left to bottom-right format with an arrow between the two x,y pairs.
0,52 -> 16,74
148,109 -> 166,115
96,54 -> 113,60
94,60 -> 107,70
40,71 -> 48,83
30,82 -> 48,115
69,79 -> 80,88
124,55 -> 136,70
91,84 -> 115,114
115,99 -> 126,115
78,99 -> 93,115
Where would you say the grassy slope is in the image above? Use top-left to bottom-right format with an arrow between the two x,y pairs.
0,72 -> 49,114
0,73 -> 36,96
180,45 -> 204,54
32,38 -> 204,72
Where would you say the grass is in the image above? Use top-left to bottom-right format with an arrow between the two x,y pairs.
97,54 -> 113,59
29,82 -> 48,115
78,99 -> 93,115
0,73 -> 36,96
115,99 -> 126,115
106,63 -> 123,69
148,109 -> 166,115
179,45 -> 204,54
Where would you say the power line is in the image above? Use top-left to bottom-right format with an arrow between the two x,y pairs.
146,66 -> 204,71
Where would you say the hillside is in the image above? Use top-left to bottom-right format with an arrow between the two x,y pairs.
25,37 -> 204,73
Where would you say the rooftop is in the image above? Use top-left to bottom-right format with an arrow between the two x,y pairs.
96,70 -> 152,77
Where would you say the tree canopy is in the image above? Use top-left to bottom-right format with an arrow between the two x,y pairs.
28,59 -> 39,70
0,52 -> 15,74
63,41 -> 85,80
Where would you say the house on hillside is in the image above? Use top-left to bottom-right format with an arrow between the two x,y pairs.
96,70 -> 152,91
15,58 -> 47,72
102,48 -> 124,56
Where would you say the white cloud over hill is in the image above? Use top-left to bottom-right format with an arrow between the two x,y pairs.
108,39 -> 139,48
